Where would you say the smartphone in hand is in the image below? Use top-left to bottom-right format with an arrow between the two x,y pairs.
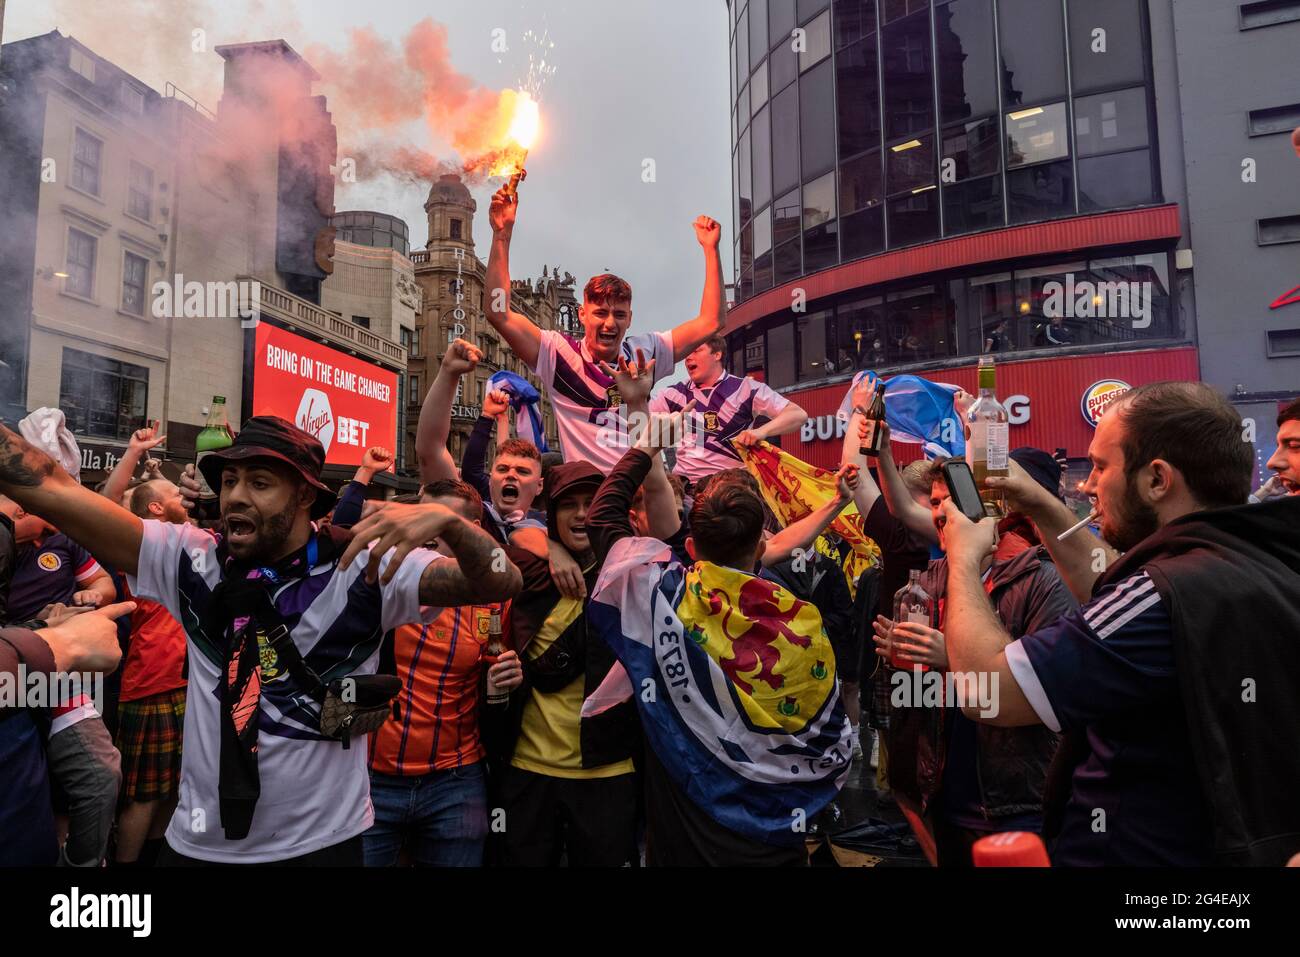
942,460 -> 989,522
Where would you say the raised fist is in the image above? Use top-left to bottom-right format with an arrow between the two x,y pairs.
483,389 -> 511,419
362,447 -> 394,472
442,338 -> 482,376
693,215 -> 721,249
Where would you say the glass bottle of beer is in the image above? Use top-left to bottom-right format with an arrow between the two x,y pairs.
858,381 -> 888,457
890,569 -> 933,672
194,396 -> 234,500
965,356 -> 1009,517
484,606 -> 510,705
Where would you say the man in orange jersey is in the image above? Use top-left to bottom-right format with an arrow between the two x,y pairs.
360,480 -> 523,866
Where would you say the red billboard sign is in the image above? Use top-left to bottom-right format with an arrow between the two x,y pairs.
251,323 -> 398,466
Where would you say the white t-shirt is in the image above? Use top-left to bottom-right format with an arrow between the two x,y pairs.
532,329 -> 675,473
649,372 -> 791,484
128,520 -> 441,863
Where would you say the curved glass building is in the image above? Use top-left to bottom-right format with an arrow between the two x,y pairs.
724,0 -> 1299,483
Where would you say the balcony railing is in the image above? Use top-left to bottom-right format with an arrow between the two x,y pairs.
245,276 -> 407,372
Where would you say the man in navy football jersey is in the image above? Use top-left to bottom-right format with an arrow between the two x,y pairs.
938,382 -> 1300,866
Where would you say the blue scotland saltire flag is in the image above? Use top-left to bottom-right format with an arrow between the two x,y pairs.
588,537 -> 853,846
486,370 -> 549,453
836,370 -> 966,458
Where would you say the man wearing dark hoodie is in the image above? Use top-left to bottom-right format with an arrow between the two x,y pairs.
485,460 -> 641,866
869,452 -> 1076,866
941,381 -> 1300,866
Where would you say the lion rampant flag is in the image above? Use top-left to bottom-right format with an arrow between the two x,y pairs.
737,441 -> 880,591
588,537 -> 852,846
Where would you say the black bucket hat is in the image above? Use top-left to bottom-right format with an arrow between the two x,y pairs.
197,415 -> 338,519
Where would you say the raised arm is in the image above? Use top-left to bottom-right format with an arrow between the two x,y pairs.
613,354 -> 681,542
338,501 -> 521,604
0,424 -> 143,575
485,186 -> 541,369
873,423 -> 939,546
101,421 -> 165,505
669,216 -> 725,362
762,465 -> 856,567
733,393 -> 810,451
985,460 -> 1117,604
416,338 -> 480,484
935,499 -> 1039,727
840,409 -> 883,517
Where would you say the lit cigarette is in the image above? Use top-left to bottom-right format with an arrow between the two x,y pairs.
1057,510 -> 1099,542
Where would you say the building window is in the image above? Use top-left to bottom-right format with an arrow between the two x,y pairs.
836,37 -> 880,160
751,0 -> 770,65
352,315 -> 371,328
752,61 -> 770,114
798,310 -> 834,379
881,7 -> 934,140
837,295 -> 887,371
1067,0 -> 1147,94
1239,0 -> 1300,30
754,206 -> 774,293
753,106 -> 772,211
68,46 -> 95,81
1075,86 -> 1155,210
771,83 -> 800,198
802,170 -> 838,272
834,0 -> 878,50
65,228 -> 97,298
59,348 -> 148,440
450,218 -> 463,240
798,9 -> 832,72
71,128 -> 103,196
410,374 -> 421,403
769,30 -> 798,93
768,321 -> 796,387
936,0 -> 999,126
121,251 -> 148,316
1006,102 -> 1070,168
739,127 -> 753,228
800,59 -> 836,180
737,6 -> 751,91
119,83 -> 146,115
997,0 -> 1067,107
127,161 -> 153,221
411,327 -> 421,356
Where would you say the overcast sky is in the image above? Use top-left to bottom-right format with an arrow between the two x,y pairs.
6,0 -> 734,343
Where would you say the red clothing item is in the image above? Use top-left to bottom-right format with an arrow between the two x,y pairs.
368,604 -> 498,776
119,584 -> 187,703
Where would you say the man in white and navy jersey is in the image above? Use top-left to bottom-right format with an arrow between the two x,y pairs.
0,415 -> 522,866
649,334 -> 808,488
483,182 -> 726,472
937,382 -> 1300,866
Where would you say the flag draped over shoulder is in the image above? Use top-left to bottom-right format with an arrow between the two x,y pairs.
588,538 -> 853,846
737,442 -> 880,592
836,370 -> 966,458
486,370 -> 549,453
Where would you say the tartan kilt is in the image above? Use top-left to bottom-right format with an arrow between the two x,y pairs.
114,687 -> 186,803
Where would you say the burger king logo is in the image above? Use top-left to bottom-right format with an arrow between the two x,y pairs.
1081,379 -> 1131,428
37,551 -> 62,571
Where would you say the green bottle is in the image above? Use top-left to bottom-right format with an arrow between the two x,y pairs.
195,395 -> 234,500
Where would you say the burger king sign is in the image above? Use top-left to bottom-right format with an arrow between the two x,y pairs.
1081,379 -> 1131,428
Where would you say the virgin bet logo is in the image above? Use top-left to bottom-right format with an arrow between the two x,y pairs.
296,389 -> 335,453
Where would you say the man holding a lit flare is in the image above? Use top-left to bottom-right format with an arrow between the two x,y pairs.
484,179 -> 725,472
